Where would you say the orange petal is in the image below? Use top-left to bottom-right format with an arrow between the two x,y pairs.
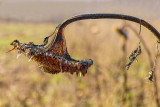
7,47 -> 16,53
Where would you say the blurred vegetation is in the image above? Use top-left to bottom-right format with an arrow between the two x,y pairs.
0,20 -> 160,107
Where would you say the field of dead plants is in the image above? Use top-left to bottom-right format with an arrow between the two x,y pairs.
0,19 -> 160,107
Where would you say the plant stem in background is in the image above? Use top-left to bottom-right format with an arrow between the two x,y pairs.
121,40 -> 128,106
151,42 -> 160,107
124,23 -> 153,66
114,26 -> 128,106
123,23 -> 160,107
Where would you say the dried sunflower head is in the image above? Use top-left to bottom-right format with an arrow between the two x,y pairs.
9,27 -> 93,76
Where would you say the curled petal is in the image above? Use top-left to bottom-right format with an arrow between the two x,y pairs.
17,53 -> 22,59
28,56 -> 33,62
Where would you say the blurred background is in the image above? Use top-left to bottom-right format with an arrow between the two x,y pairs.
0,0 -> 160,107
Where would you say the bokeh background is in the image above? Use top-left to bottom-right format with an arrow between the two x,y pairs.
0,0 -> 160,107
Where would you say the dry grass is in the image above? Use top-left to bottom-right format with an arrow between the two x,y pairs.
0,20 -> 160,107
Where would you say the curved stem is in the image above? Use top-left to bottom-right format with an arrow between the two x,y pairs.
57,14 -> 160,40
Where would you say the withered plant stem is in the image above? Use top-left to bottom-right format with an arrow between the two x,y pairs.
124,24 -> 160,107
121,40 -> 128,106
125,24 -> 153,66
152,42 -> 160,107
56,14 -> 160,40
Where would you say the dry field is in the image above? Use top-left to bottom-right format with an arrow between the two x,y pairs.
0,19 -> 160,107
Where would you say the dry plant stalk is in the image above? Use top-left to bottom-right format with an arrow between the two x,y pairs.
121,40 -> 128,106
126,21 -> 142,70
121,23 -> 160,106
125,44 -> 141,70
115,26 -> 128,106
124,23 -> 153,66
147,41 -> 159,81
146,41 -> 160,107
123,23 -> 160,107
